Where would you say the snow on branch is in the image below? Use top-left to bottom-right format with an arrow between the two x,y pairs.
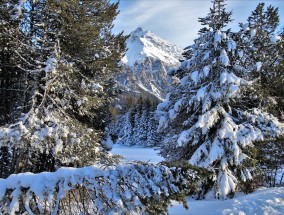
0,163 -> 200,214
10,0 -> 27,20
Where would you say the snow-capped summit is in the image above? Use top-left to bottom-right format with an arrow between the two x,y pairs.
122,27 -> 183,67
115,28 -> 183,101
130,27 -> 147,37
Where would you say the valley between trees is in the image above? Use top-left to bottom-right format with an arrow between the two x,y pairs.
0,0 -> 283,214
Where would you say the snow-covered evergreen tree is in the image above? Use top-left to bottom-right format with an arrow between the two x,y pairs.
272,29 -> 284,116
135,101 -> 149,145
109,97 -> 161,146
238,4 -> 281,113
146,113 -> 161,147
0,162 -> 203,214
0,0 -> 37,126
157,0 -> 284,198
118,110 -> 134,146
0,0 -> 126,174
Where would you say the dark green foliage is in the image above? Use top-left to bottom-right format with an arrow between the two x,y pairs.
248,3 -> 279,34
144,193 -> 188,215
256,138 -> 284,187
162,160 -> 214,199
239,3 -> 281,111
180,46 -> 193,62
263,32 -> 284,118
0,146 -> 11,178
0,0 -> 127,176
198,0 -> 232,31
144,160 -> 213,214
0,1 -> 32,125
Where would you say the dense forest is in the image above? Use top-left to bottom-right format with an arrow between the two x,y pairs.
0,0 -> 283,214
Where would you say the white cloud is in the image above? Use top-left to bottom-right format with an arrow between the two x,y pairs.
113,0 -> 284,47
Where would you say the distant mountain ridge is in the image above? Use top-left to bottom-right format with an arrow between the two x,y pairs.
122,27 -> 182,67
117,27 -> 183,100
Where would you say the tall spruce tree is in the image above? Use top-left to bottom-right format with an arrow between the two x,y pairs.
239,3 -> 280,99
0,0 -> 35,125
0,0 -> 43,177
0,0 -> 126,176
157,0 -> 284,198
254,28 -> 284,187
247,4 -> 281,115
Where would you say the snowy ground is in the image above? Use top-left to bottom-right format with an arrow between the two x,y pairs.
169,187 -> 284,215
111,144 -> 164,163
111,144 -> 284,215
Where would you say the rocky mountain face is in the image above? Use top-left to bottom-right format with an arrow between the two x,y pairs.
116,27 -> 183,100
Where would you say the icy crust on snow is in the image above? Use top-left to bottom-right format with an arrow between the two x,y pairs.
0,164 -> 181,214
122,27 -> 182,67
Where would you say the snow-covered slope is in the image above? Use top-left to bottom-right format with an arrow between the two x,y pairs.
122,27 -> 182,67
116,27 -> 183,100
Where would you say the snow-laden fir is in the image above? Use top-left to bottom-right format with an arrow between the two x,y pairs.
0,161 -> 202,214
157,0 -> 284,198
0,0 -> 128,175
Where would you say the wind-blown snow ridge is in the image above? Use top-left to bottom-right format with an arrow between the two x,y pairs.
122,27 -> 182,66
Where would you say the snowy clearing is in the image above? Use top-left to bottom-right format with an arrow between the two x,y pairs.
112,144 -> 284,215
111,144 -> 164,163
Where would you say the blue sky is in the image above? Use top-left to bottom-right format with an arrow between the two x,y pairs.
111,0 -> 284,47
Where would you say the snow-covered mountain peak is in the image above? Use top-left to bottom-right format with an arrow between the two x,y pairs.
122,27 -> 183,67
130,27 -> 148,37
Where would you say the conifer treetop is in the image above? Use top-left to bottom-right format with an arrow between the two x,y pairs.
199,0 -> 233,32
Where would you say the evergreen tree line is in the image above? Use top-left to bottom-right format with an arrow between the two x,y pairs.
157,0 -> 284,198
0,0 -> 127,178
108,96 -> 161,147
